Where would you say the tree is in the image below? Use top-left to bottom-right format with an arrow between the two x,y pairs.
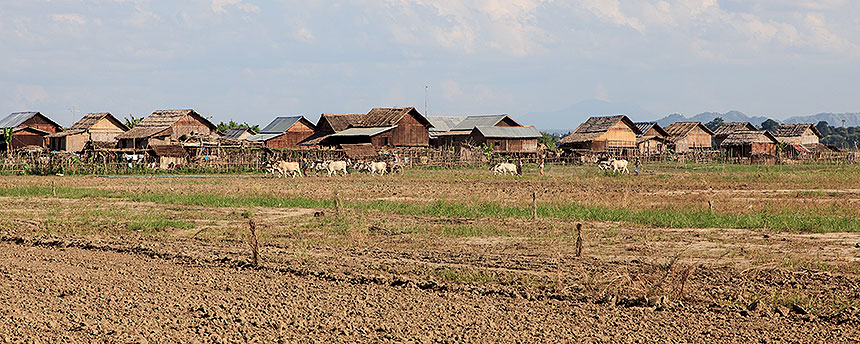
538,131 -> 561,152
816,121 -> 831,137
760,119 -> 780,133
217,120 -> 259,134
704,117 -> 724,131
124,114 -> 143,129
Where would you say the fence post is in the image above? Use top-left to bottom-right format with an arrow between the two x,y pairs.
532,190 -> 537,219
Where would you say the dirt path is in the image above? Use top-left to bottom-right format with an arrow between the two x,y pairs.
0,241 -> 857,343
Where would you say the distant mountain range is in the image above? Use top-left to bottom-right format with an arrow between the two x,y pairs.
656,111 -> 860,128
522,99 -> 860,132
522,99 -> 656,133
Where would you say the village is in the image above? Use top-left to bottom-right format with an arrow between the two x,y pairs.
0,108 -> 844,175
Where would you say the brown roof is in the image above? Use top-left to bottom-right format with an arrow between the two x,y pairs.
150,144 -> 187,158
713,122 -> 755,136
559,115 -> 640,144
116,109 -> 216,140
358,107 -> 432,128
47,112 -> 129,138
339,143 -> 378,159
720,130 -> 778,146
320,113 -> 363,132
664,122 -> 714,141
773,123 -> 822,138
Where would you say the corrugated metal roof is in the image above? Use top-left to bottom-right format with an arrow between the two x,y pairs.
259,116 -> 303,134
246,133 -> 283,142
427,116 -> 463,132
223,128 -> 252,139
451,115 -> 519,131
0,112 -> 39,128
330,126 -> 396,137
473,126 -> 541,139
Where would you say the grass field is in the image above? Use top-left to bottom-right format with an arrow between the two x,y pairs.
1,162 -> 859,341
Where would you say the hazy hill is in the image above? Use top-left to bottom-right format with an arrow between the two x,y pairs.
522,99 -> 656,132
655,111 -> 770,127
783,113 -> 860,127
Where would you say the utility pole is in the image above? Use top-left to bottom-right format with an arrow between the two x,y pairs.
424,85 -> 429,116
69,107 -> 79,125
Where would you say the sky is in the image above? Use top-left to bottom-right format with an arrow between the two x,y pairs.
1,0 -> 859,127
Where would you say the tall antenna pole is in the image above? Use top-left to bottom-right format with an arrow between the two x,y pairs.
424,85 -> 428,116
68,107 -> 79,127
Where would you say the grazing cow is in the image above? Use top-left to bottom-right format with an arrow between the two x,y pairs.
369,161 -> 387,176
270,160 -> 303,178
492,162 -> 518,176
598,160 -> 612,171
609,158 -> 630,174
326,160 -> 349,176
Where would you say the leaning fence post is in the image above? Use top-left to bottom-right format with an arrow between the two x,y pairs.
708,200 -> 713,214
532,190 -> 537,219
248,218 -> 260,267
575,223 -> 583,257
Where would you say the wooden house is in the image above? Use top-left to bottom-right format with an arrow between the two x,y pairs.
115,109 -> 219,149
558,115 -> 641,152
664,122 -> 714,152
247,116 -> 315,149
434,114 -> 522,147
773,124 -> 822,145
0,111 -> 63,150
150,144 -> 187,169
222,128 -> 254,140
325,107 -> 432,148
47,113 -> 128,152
634,122 -> 669,155
712,122 -> 756,147
469,126 -> 541,153
299,113 -> 364,147
720,130 -> 779,157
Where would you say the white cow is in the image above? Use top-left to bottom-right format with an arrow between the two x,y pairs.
326,160 -> 349,176
492,162 -> 518,176
609,158 -> 629,174
270,160 -> 303,178
369,161 -> 387,176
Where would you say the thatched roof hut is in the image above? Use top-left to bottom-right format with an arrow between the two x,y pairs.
558,115 -> 640,152
47,113 -> 128,152
115,109 -> 218,149
664,122 -> 714,152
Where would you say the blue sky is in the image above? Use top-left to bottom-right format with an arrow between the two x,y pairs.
2,0 -> 859,127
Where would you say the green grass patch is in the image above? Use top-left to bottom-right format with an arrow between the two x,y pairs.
3,185 -> 859,233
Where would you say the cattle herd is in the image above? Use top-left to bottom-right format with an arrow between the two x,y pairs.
263,156 -> 634,178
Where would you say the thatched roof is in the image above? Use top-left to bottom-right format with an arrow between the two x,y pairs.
634,122 -> 668,138
559,115 -> 639,144
664,122 -> 714,141
340,143 -> 378,159
47,112 -> 128,138
358,107 -> 432,128
150,144 -> 187,158
773,123 -> 822,138
319,113 -> 363,132
713,122 -> 756,136
116,109 -> 216,140
720,130 -> 778,146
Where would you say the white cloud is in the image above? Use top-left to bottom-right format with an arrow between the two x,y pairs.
50,14 -> 87,25
211,0 -> 260,14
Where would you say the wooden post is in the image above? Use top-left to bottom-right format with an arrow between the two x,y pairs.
52,181 -> 56,197
708,200 -> 713,214
532,190 -> 537,220
575,223 -> 583,257
248,218 -> 259,267
334,189 -> 340,215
